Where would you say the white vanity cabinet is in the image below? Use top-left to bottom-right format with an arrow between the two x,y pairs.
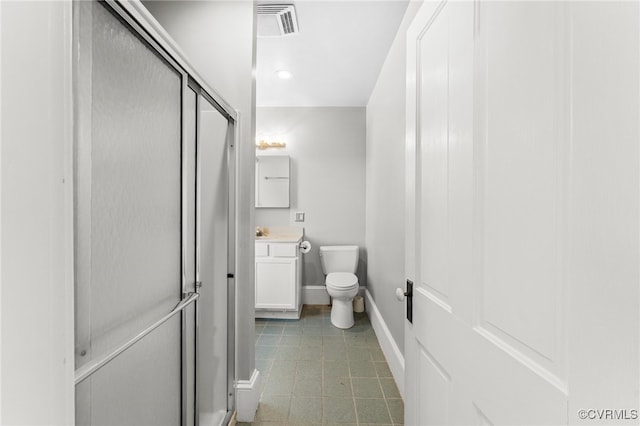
255,239 -> 302,319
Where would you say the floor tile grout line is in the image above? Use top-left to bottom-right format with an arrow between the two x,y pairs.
376,356 -> 395,425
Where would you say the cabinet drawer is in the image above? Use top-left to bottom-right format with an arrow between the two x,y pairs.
255,243 -> 269,257
271,243 -> 297,257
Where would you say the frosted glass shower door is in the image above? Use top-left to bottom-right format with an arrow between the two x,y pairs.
197,96 -> 235,425
74,2 -> 194,425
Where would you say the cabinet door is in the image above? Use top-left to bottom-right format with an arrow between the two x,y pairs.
255,258 -> 297,309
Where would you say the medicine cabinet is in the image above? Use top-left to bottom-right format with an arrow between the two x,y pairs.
255,155 -> 290,208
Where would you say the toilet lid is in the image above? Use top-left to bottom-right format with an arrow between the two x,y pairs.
326,272 -> 358,289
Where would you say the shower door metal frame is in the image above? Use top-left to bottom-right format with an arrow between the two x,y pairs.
73,1 -> 238,424
189,78 -> 238,426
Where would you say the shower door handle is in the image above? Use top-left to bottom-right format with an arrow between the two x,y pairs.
75,292 -> 200,384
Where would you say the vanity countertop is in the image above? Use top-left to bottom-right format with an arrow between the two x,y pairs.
255,226 -> 303,243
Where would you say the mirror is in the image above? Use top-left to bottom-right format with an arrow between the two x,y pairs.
255,155 -> 290,208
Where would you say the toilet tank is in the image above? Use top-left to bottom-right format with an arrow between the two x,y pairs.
319,245 -> 359,274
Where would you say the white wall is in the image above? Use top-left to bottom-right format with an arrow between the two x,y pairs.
365,2 -> 422,357
1,1 -> 74,424
256,107 -> 367,287
142,0 -> 257,383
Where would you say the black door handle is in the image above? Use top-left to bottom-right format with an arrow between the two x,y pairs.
405,280 -> 413,323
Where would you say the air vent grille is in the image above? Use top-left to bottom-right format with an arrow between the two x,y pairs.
281,11 -> 295,34
257,4 -> 299,36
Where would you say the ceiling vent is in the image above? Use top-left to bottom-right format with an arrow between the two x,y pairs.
257,4 -> 299,37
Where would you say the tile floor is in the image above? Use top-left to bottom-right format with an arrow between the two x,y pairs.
239,305 -> 404,425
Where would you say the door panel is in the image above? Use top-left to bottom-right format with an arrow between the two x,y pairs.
255,259 -> 297,309
82,316 -> 182,426
419,3 -> 449,303
417,346 -> 450,426
406,1 -> 570,424
75,2 -> 237,425
75,0 -> 182,369
407,1 -> 639,425
479,1 -> 565,366
198,98 -> 232,425
75,2 -> 192,424
568,3 -> 639,416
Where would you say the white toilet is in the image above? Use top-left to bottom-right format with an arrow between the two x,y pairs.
319,245 -> 360,329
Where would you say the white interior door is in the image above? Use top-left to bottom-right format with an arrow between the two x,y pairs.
404,1 -> 639,424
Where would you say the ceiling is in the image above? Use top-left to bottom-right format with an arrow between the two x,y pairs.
256,0 -> 410,107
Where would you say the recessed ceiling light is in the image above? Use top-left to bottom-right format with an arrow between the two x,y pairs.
275,70 -> 293,80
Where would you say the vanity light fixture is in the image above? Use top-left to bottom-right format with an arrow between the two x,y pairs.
256,140 -> 287,150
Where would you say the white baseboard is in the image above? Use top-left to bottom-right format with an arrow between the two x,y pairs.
302,285 -> 329,305
255,308 -> 301,320
364,289 -> 405,398
302,285 -> 367,305
235,369 -> 261,422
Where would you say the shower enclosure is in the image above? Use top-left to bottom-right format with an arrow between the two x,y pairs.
73,1 -> 236,424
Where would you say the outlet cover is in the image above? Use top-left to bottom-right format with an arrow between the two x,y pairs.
295,212 -> 305,222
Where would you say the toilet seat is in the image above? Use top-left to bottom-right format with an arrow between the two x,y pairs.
326,272 -> 358,289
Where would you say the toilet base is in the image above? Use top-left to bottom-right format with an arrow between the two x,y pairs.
330,298 -> 355,329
